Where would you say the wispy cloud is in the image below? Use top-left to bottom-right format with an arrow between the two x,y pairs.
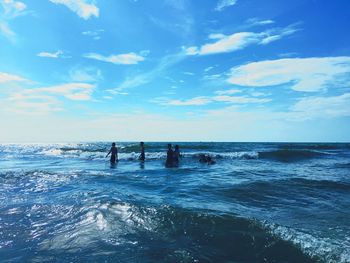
49,0 -> 99,20
185,25 -> 298,56
260,25 -> 299,45
203,74 -> 222,80
227,56 -> 350,92
167,96 -> 211,106
150,15 -> 194,38
1,0 -> 27,18
292,93 -> 350,119
183,71 -> 194,76
0,0 -> 27,41
82,29 -> 104,40
215,0 -> 237,11
37,50 -> 64,58
213,95 -> 271,104
115,52 -> 186,91
251,92 -> 268,97
204,66 -> 215,72
0,71 -> 28,83
7,93 -> 62,113
215,89 -> 242,95
3,80 -> 95,113
246,18 -> 275,27
150,0 -> 194,38
83,52 -> 146,65
27,83 -> 95,100
0,22 -> 15,39
154,94 -> 271,106
105,89 -> 128,96
69,67 -> 102,82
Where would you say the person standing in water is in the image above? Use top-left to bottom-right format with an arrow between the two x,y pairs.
139,141 -> 145,161
173,145 -> 180,166
106,142 -> 118,164
165,143 -> 174,167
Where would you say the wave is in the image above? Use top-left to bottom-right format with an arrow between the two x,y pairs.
334,162 -> 350,169
0,143 -> 340,163
77,151 -> 258,161
264,222 -> 349,263
2,201 -> 316,263
222,178 -> 350,198
59,146 -> 106,153
258,149 -> 330,162
279,143 -> 350,151
2,148 -> 329,162
288,178 -> 350,191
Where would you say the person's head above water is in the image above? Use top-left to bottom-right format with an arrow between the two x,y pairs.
140,142 -> 144,146
175,145 -> 179,150
167,143 -> 172,149
112,142 -> 116,147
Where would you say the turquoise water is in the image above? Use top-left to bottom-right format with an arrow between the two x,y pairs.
1,142 -> 350,262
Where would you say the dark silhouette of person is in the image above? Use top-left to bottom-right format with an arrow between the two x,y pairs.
165,143 -> 174,167
139,141 -> 145,161
106,142 -> 118,164
173,145 -> 180,166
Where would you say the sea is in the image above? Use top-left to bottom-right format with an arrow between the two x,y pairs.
0,142 -> 349,263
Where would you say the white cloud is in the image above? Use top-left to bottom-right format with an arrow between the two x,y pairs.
0,0 -> 27,40
227,56 -> 350,92
24,83 -> 95,101
0,72 -> 95,113
184,71 -> 194,75
203,74 -> 221,80
215,89 -> 242,95
7,93 -> 62,113
154,94 -> 270,106
0,72 -> 28,83
204,66 -> 214,72
37,50 -> 63,58
114,52 -> 185,91
82,29 -> 104,40
215,0 -> 237,11
260,35 -> 281,45
186,32 -> 261,55
167,96 -> 211,106
150,1 -> 194,38
185,25 -> 298,56
278,52 -> 299,58
84,52 -> 145,65
208,33 -> 226,39
0,22 -> 15,39
49,0 -> 99,20
251,92 -> 268,97
69,67 -> 102,82
1,0 -> 27,18
261,25 -> 299,45
246,18 -> 274,26
106,89 -> 128,96
150,15 -> 194,38
213,95 -> 271,104
292,93 -> 350,119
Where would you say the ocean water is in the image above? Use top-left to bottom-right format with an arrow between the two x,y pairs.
0,142 -> 349,263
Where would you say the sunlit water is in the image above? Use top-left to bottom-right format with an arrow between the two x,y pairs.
1,142 -> 349,262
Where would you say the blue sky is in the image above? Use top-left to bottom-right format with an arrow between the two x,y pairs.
1,0 -> 350,142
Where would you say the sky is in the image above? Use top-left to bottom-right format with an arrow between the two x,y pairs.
0,0 -> 350,142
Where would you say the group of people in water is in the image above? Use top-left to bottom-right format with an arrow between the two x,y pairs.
106,142 -> 215,167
